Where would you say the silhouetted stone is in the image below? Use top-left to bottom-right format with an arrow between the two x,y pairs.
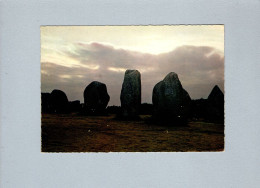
207,85 -> 224,121
191,98 -> 208,120
106,105 -> 122,115
152,72 -> 191,125
84,81 -> 110,115
120,69 -> 141,118
41,93 -> 51,113
140,103 -> 153,115
50,89 -> 69,113
69,100 -> 81,112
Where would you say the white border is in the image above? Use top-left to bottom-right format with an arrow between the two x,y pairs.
1,0 -> 260,187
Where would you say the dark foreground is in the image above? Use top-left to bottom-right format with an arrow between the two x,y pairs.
41,114 -> 224,152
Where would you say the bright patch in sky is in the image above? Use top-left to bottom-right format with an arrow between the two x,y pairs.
41,25 -> 223,54
41,25 -> 224,105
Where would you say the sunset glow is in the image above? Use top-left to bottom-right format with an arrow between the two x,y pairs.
41,25 -> 224,105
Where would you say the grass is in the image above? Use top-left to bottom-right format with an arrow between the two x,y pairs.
41,113 -> 224,152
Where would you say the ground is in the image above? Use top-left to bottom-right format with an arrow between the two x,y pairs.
41,114 -> 224,152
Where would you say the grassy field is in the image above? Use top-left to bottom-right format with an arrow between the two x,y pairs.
41,114 -> 224,152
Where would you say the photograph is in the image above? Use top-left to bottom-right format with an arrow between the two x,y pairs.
41,25 -> 224,152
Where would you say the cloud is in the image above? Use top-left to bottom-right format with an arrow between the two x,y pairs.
41,43 -> 224,105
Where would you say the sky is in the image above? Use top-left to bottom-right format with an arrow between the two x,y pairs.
41,25 -> 224,106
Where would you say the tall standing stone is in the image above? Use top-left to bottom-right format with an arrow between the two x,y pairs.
84,81 -> 110,114
120,70 -> 141,118
152,72 -> 191,125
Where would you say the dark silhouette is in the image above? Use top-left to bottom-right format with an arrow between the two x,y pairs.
152,72 -> 191,125
191,98 -> 208,120
41,79 -> 223,124
41,93 -> 51,113
106,105 -> 122,115
140,103 -> 153,115
50,89 -> 69,113
206,85 -> 224,122
69,100 -> 81,112
120,69 -> 141,119
83,81 -> 110,115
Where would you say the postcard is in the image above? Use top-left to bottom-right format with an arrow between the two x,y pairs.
41,25 -> 224,152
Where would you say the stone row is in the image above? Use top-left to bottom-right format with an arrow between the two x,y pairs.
41,69 -> 224,124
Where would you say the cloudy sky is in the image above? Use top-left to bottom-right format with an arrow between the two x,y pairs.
41,25 -> 224,105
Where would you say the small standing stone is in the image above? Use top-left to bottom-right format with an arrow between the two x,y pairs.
50,89 -> 69,113
207,85 -> 224,121
84,81 -> 110,114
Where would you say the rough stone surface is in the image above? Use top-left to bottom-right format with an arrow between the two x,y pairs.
152,72 -> 191,124
207,85 -> 224,121
50,89 -> 69,113
84,81 -> 110,114
120,70 -> 141,118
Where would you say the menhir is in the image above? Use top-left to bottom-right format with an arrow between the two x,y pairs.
120,69 -> 141,118
152,72 -> 191,125
206,85 -> 224,122
83,81 -> 110,115
50,89 -> 69,113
